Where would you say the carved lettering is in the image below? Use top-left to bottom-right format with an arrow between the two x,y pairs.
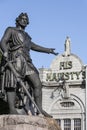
46,71 -> 84,82
60,61 -> 72,70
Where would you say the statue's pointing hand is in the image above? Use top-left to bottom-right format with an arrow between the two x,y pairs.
50,48 -> 59,55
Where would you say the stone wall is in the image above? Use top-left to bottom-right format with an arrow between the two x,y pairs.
0,115 -> 61,130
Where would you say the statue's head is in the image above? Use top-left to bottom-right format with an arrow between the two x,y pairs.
15,13 -> 29,27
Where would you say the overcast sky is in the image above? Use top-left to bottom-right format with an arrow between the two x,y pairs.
0,0 -> 87,68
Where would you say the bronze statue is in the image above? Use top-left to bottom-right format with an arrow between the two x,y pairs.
0,13 -> 58,116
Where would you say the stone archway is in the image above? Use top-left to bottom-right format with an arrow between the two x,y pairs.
48,94 -> 85,130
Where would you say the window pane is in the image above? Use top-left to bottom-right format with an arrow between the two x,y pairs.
64,119 -> 71,130
74,119 -> 81,130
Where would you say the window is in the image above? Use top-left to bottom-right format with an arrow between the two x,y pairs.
64,119 -> 71,130
74,119 -> 81,130
60,101 -> 74,107
55,118 -> 81,130
56,119 -> 61,127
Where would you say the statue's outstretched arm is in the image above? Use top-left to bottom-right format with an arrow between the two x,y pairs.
31,42 -> 58,55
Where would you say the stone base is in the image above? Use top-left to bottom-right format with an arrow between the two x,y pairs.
0,115 -> 61,130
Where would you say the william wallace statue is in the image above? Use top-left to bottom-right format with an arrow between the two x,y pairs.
0,13 -> 58,116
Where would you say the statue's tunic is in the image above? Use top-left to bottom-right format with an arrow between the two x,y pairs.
0,27 -> 51,89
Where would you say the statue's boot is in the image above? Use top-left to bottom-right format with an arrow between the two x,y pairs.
35,96 -> 52,118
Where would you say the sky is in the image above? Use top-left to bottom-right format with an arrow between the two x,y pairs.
0,0 -> 87,68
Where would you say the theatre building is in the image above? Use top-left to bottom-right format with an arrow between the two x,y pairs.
39,37 -> 86,130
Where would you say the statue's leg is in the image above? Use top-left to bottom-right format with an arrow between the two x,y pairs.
27,73 -> 52,117
27,73 -> 42,109
6,90 -> 18,114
